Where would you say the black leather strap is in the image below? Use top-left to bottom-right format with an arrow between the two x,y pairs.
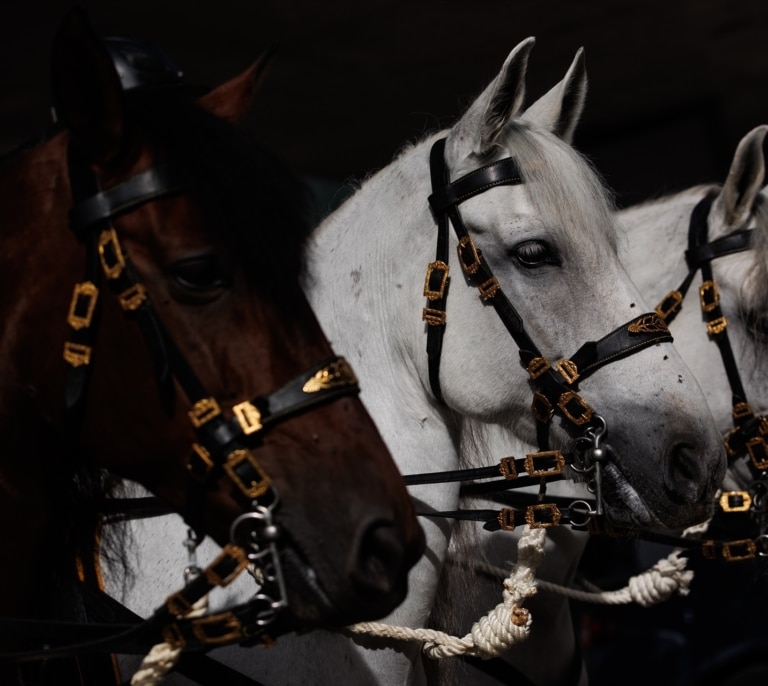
69,166 -> 183,239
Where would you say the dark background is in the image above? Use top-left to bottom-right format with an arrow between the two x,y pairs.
2,1 -> 768,210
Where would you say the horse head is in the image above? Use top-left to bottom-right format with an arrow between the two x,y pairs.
429,39 -> 725,529
0,9 -> 423,634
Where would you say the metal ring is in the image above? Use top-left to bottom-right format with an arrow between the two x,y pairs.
569,500 -> 597,527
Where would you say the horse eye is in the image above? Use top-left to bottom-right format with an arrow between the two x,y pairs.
169,255 -> 231,292
512,239 -> 561,268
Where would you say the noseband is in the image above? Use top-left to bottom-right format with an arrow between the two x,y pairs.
654,192 -> 768,546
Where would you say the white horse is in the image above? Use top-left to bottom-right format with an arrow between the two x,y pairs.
618,124 -> 768,497
108,39 -> 726,685
451,125 -> 768,686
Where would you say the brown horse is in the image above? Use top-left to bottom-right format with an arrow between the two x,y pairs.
0,9 -> 422,678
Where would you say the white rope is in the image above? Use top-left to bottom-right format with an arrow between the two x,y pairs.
346,525 -> 547,660
130,595 -> 209,686
467,520 -> 711,608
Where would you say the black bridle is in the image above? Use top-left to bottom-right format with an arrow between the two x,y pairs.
0,145 -> 363,665
421,136 -> 673,514
654,191 -> 768,551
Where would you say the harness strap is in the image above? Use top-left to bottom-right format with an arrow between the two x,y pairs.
69,166 -> 184,240
656,192 -> 767,477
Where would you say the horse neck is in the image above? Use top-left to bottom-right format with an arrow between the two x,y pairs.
616,187 -> 708,300
306,138 -> 460,477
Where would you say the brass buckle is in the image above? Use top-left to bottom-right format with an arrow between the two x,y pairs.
423,261 -> 450,301
497,508 -> 517,531
747,436 -> 768,471
525,503 -> 561,529
478,277 -> 500,300
707,316 -> 728,335
524,450 -> 565,478
527,357 -> 551,380
204,544 -> 249,587
531,392 -> 554,423
655,290 -> 683,321
188,397 -> 221,428
699,280 -> 720,313
457,235 -> 481,275
63,342 -> 92,367
422,307 -> 446,325
498,456 -> 518,480
98,227 -> 126,280
67,281 -> 99,330
719,491 -> 752,513
191,613 -> 243,646
118,283 -> 148,311
302,358 -> 358,394
187,443 -> 215,482
233,401 -> 263,435
224,449 -> 271,499
557,391 -> 593,426
733,402 -> 753,420
556,359 -> 579,385
721,539 -> 757,562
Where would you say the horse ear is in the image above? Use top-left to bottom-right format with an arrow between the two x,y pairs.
197,47 -> 276,123
521,48 -> 587,143
449,38 -> 535,156
50,8 -> 128,165
711,125 -> 768,232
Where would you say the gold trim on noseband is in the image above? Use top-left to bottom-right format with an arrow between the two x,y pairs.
627,313 -> 669,334
302,358 -> 358,394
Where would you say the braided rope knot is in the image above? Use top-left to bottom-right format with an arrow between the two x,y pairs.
626,551 -> 692,606
347,525 -> 547,660
131,595 -> 209,686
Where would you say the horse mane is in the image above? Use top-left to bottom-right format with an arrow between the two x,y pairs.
125,87 -> 313,298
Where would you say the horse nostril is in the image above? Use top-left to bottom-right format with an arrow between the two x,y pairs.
349,521 -> 407,598
665,442 -> 704,505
